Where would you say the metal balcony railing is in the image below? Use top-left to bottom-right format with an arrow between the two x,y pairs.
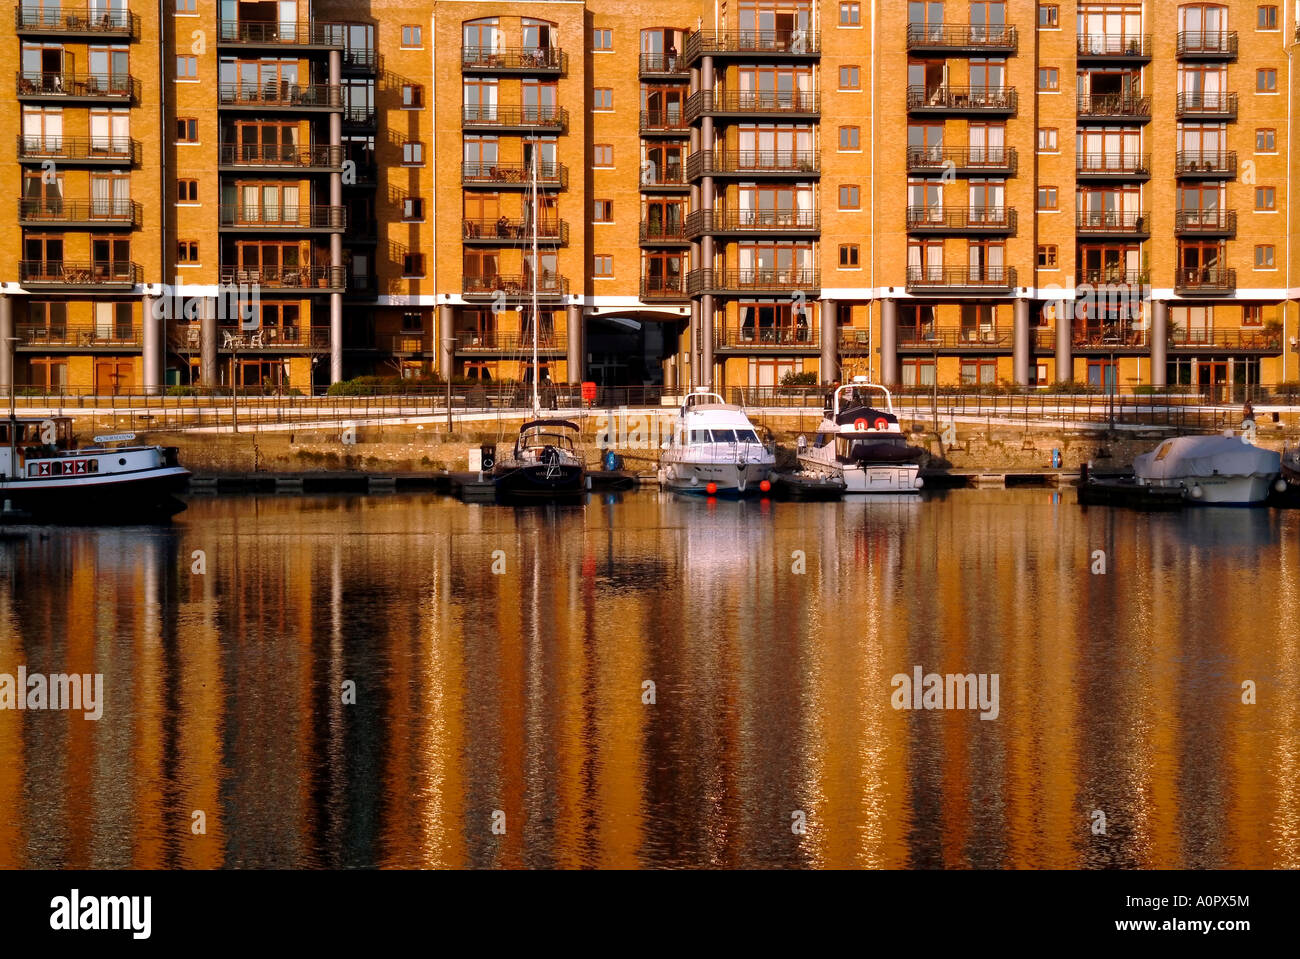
218,205 -> 347,229
905,23 -> 1017,52
687,149 -> 821,177
219,143 -> 343,168
906,146 -> 1017,175
1070,325 -> 1149,350
209,327 -> 330,350
461,105 -> 567,129
686,269 -> 819,294
897,325 -> 1015,349
639,220 -> 689,243
216,19 -> 345,46
462,274 -> 569,297
683,29 -> 821,63
1176,31 -> 1238,57
639,53 -> 689,78
686,90 -> 820,120
461,161 -> 568,188
641,277 -> 689,299
685,210 -> 820,236
1169,329 -> 1281,351
639,163 -> 688,188
1175,92 -> 1237,119
907,85 -> 1017,112
1076,269 -> 1149,287
18,197 -> 141,225
1075,153 -> 1150,176
19,260 -> 141,286
1075,211 -> 1150,234
17,71 -> 138,99
1076,94 -> 1151,118
17,322 -> 141,347
905,266 -> 1016,290
462,218 -> 568,244
1174,209 -> 1237,235
1075,34 -> 1151,58
341,48 -> 376,71
14,5 -> 139,37
217,83 -> 342,108
1175,267 -> 1236,292
905,206 -> 1016,233
1174,151 -> 1236,176
455,331 -> 566,352
16,135 -> 140,164
715,325 -> 819,349
219,266 -> 347,290
461,46 -> 567,73
640,110 -> 690,134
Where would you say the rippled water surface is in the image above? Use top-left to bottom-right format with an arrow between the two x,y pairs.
1,490 -> 1298,868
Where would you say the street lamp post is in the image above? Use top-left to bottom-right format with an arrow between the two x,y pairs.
442,337 -> 455,434
5,336 -> 19,423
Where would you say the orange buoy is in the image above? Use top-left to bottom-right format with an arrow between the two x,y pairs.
706,482 -> 718,495
874,417 -> 889,431
759,479 -> 771,493
854,418 -> 868,431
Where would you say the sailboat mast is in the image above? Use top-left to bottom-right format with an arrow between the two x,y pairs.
530,148 -> 540,417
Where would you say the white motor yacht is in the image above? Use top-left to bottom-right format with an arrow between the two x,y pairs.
798,378 -> 925,494
658,390 -> 776,496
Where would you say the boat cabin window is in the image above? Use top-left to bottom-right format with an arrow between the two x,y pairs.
710,429 -> 737,443
837,436 -> 902,458
734,429 -> 759,443
814,432 -> 830,448
521,430 -> 575,450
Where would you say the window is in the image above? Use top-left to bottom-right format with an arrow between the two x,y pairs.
1258,5 -> 1279,29
401,26 -> 422,48
1256,186 -> 1276,210
839,2 -> 861,25
1257,69 -> 1277,93
839,126 -> 860,150
1038,4 -> 1059,28
1037,128 -> 1058,152
177,241 -> 198,263
1037,186 -> 1058,210
839,66 -> 860,89
593,255 -> 613,277
402,252 -> 425,276
1256,245 -> 1276,268
593,88 -> 613,110
839,245 -> 860,268
402,141 -> 424,165
839,184 -> 860,209
176,56 -> 197,78
402,312 -> 423,332
1257,128 -> 1277,152
176,117 -> 198,142
402,85 -> 424,109
175,0 -> 195,11
593,144 -> 613,166
1243,304 -> 1264,326
403,197 -> 425,220
1038,245 -> 1058,268
177,179 -> 198,202
592,28 -> 613,51
593,200 -> 612,222
1038,68 -> 1059,91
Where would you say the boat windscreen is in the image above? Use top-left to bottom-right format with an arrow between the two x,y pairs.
734,429 -> 759,443
710,429 -> 736,442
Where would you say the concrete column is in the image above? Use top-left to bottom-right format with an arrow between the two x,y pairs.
701,294 -> 715,388
438,304 -> 455,380
0,295 -> 13,395
1150,299 -> 1168,387
880,298 -> 899,385
200,296 -> 217,387
142,294 -> 160,394
664,345 -> 677,390
1055,298 -> 1073,384
566,304 -> 584,383
689,300 -> 701,387
329,49 -> 344,385
1013,297 -> 1030,386
820,297 -> 838,383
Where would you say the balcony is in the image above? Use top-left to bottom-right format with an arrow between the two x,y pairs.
218,143 -> 343,171
462,218 -> 569,246
640,111 -> 691,136
839,327 -> 871,354
905,24 -> 1018,55
461,105 -> 567,132
1074,211 -> 1150,238
683,29 -> 821,65
455,331 -> 566,353
1075,34 -> 1151,61
461,161 -> 568,190
217,83 -> 343,111
17,71 -> 138,102
1175,151 -> 1236,178
907,85 -> 1017,115
213,327 -> 331,351
342,107 -> 375,129
19,260 -> 141,290
1176,31 -> 1238,59
16,323 -> 141,349
342,48 -> 376,72
1076,269 -> 1149,288
896,325 -> 1015,351
461,46 -> 567,75
906,146 -> 1017,177
1075,154 -> 1151,179
14,6 -> 139,39
641,277 -> 689,300
1175,92 -> 1237,121
218,205 -> 347,232
684,209 -> 821,238
686,90 -> 819,122
1169,329 -> 1281,352
715,325 -> 819,351
640,53 -> 689,80
462,274 -> 569,299
18,198 -> 141,227
906,206 -> 1016,235
638,164 -> 689,191
639,220 -> 690,245
378,333 -> 431,355
1070,324 -> 1149,353
216,19 -> 345,49
686,269 -> 819,295
1175,268 -> 1236,294
219,266 -> 347,292
905,266 -> 1016,293
16,135 -> 141,166
1076,94 -> 1151,122
687,149 -> 820,178
1174,209 -> 1236,237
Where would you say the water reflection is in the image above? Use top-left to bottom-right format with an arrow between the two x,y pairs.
0,490 -> 1297,868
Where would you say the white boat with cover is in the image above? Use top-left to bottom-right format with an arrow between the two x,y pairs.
798,378 -> 925,494
1132,432 -> 1282,505
658,390 -> 776,496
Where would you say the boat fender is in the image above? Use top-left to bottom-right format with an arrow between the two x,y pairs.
854,418 -> 868,431
1275,478 -> 1288,493
760,479 -> 771,493
873,417 -> 889,431
706,482 -> 718,495
1189,484 -> 1204,499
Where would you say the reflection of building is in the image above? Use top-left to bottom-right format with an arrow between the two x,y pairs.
0,1 -> 1296,397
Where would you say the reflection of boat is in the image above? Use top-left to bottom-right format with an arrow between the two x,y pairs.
1132,433 -> 1281,505
657,390 -> 776,496
1,416 -> 189,520
798,378 -> 925,493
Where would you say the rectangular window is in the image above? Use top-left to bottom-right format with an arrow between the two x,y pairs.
839,66 -> 860,89
402,312 -> 423,332
176,117 -> 198,142
1243,304 -> 1264,326
402,85 -> 424,109
175,0 -> 196,11
593,255 -> 613,277
403,252 -> 425,276
176,56 -> 197,78
1256,186 -> 1277,210
839,245 -> 860,268
1255,245 -> 1276,268
1037,128 -> 1058,152
403,197 -> 425,220
177,241 -> 198,263
839,126 -> 860,150
1038,4 -> 1059,28
1037,186 -> 1058,210
1037,245 -> 1058,268
839,184 -> 860,209
1257,69 -> 1278,93
839,2 -> 861,26
593,200 -> 612,222
593,144 -> 613,166
1257,128 -> 1277,152
1038,68 -> 1059,91
177,179 -> 198,202
592,28 -> 613,51
593,88 -> 613,110
1258,5 -> 1279,30
401,26 -> 422,48
402,142 -> 424,165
